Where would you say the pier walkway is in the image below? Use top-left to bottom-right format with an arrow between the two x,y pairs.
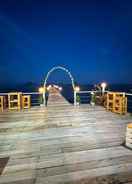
0,88 -> 132,184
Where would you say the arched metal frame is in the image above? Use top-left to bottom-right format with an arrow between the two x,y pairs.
43,66 -> 75,106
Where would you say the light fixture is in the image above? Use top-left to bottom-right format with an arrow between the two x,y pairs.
39,87 -> 45,94
47,85 -> 52,91
101,82 -> 107,88
74,86 -> 80,92
59,87 -> 62,91
101,82 -> 107,93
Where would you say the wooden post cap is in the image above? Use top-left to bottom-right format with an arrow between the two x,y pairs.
127,123 -> 132,128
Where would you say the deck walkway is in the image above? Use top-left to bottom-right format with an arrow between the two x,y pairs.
0,88 -> 132,184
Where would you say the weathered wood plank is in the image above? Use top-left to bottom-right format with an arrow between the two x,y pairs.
0,88 -> 132,183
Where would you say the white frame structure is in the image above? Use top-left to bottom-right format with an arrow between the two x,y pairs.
43,66 -> 75,106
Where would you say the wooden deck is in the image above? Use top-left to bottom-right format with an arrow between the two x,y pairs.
0,88 -> 132,184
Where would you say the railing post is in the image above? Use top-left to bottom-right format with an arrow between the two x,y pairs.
43,91 -> 46,106
74,90 -> 77,106
102,87 -> 105,95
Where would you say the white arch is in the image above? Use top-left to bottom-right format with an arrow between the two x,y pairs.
44,66 -> 75,90
43,66 -> 75,105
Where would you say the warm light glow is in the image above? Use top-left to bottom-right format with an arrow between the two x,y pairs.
101,82 -> 107,93
101,82 -> 107,89
39,87 -> 45,93
52,85 -> 62,91
47,85 -> 52,91
53,85 -> 59,88
59,87 -> 62,91
74,86 -> 80,92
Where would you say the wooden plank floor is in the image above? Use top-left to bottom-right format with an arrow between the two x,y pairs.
0,88 -> 132,184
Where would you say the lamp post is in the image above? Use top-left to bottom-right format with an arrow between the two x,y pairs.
74,86 -> 80,106
101,82 -> 107,94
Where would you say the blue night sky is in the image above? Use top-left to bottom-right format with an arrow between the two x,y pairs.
0,0 -> 132,85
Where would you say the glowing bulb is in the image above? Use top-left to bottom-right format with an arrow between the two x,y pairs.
47,85 -> 52,91
74,86 -> 80,92
59,87 -> 62,91
101,82 -> 107,93
39,87 -> 45,93
101,82 -> 107,89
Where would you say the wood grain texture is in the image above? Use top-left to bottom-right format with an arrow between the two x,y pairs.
0,88 -> 132,184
